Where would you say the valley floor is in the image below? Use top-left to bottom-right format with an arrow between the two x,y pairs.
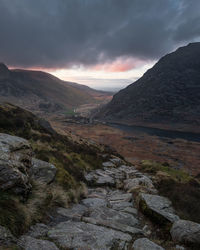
50,121 -> 200,176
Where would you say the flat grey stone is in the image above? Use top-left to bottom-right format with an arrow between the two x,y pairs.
102,161 -> 116,167
108,192 -> 132,203
87,187 -> 108,198
83,216 -> 142,235
111,201 -> 133,210
170,219 -> 200,245
18,236 -> 59,250
48,221 -> 132,250
57,204 -> 88,221
133,238 -> 164,250
139,193 -> 179,224
122,207 -> 138,216
81,197 -> 108,208
96,175 -> 115,186
85,170 -> 115,187
83,206 -> 139,234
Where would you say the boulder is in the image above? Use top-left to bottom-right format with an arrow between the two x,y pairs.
124,176 -> 155,192
48,221 -> 132,249
132,238 -> 164,250
18,235 -> 59,250
139,193 -> 179,225
84,170 -> 115,187
0,225 -> 16,246
0,133 -> 32,196
170,219 -> 200,246
31,158 -> 57,184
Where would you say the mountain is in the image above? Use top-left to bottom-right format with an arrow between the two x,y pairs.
97,43 -> 200,131
0,63 -> 110,115
64,81 -> 113,97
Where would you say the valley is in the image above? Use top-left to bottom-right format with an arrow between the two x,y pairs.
51,119 -> 200,176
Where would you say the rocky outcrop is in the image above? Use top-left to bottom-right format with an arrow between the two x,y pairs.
170,219 -> 200,246
132,238 -> 164,250
0,133 -> 32,196
0,133 -> 58,197
31,158 -> 57,184
139,193 -> 179,226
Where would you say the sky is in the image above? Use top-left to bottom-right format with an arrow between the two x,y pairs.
0,0 -> 200,91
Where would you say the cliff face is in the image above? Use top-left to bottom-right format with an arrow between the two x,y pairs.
97,43 -> 200,129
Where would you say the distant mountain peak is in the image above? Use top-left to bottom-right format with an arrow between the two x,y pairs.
0,63 -> 10,79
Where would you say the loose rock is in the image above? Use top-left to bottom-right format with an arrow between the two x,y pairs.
31,158 -> 57,184
132,237 -> 165,250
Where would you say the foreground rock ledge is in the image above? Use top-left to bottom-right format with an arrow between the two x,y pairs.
48,221 -> 132,249
170,219 -> 200,246
0,133 -> 32,196
139,193 -> 179,226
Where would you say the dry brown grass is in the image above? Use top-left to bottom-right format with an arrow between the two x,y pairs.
59,123 -> 200,176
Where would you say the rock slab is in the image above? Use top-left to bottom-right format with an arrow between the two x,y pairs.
171,219 -> 200,246
132,237 -> 165,250
48,221 -> 132,250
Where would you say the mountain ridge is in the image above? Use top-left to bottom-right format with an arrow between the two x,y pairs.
96,43 -> 200,132
0,64 -> 111,115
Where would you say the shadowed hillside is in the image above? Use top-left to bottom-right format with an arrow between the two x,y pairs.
97,43 -> 200,132
0,64 -> 111,115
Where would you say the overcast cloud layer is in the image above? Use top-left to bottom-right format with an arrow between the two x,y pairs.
0,0 -> 200,69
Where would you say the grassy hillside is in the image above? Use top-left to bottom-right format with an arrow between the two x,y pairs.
0,103 -> 116,235
0,103 -> 110,189
0,64 -> 104,115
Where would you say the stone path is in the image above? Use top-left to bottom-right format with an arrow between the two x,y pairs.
17,159 -> 179,249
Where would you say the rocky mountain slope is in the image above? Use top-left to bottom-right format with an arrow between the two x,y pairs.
97,43 -> 200,131
0,63 -> 110,115
0,103 -> 200,249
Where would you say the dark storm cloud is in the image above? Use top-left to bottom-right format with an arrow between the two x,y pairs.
0,0 -> 199,68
